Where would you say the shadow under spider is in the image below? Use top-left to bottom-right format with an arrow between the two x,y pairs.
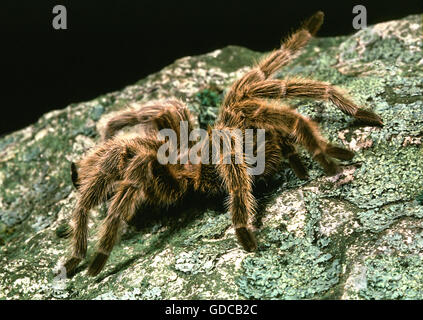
127,164 -> 297,234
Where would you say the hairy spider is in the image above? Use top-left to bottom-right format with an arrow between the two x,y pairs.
63,11 -> 383,277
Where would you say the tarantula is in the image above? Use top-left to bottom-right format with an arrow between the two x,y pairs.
63,11 -> 383,277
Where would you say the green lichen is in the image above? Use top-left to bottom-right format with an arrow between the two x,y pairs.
237,229 -> 340,299
357,203 -> 423,233
359,255 -> 423,299
190,88 -> 224,128
90,104 -> 105,121
342,141 -> 423,210
174,245 -> 219,275
237,195 -> 342,299
180,210 -> 231,246
199,45 -> 263,73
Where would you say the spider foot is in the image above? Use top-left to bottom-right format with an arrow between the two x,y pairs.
303,11 -> 324,35
314,153 -> 339,176
63,256 -> 82,277
355,109 -> 384,127
326,145 -> 355,161
87,252 -> 109,276
71,162 -> 80,189
288,154 -> 309,180
236,227 -> 257,252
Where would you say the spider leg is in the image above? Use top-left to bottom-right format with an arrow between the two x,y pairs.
258,11 -> 324,78
302,10 -> 324,36
249,102 -> 354,176
103,99 -> 194,140
86,151 -> 151,276
290,113 -> 353,175
87,180 -> 145,276
283,78 -> 383,126
237,78 -> 383,126
280,141 -> 309,180
70,161 -> 80,189
222,12 -> 323,107
64,142 -> 126,276
214,139 -> 257,252
87,146 -> 193,276
103,109 -> 140,140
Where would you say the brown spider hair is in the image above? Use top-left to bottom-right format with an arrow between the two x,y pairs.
64,11 -> 382,277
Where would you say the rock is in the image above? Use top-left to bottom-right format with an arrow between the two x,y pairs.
0,14 -> 422,299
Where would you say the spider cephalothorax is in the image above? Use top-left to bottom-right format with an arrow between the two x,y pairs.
63,11 -> 383,277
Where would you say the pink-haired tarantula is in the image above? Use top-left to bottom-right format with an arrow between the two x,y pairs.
64,11 -> 383,277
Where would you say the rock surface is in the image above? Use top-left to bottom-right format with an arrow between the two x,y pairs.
1,14 -> 422,299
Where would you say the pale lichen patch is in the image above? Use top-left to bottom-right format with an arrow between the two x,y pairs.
338,127 -> 375,152
318,199 -> 357,237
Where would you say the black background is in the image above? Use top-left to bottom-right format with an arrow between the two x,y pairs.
1,0 -> 422,136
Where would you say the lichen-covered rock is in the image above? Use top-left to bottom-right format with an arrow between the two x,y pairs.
1,14 -> 422,300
